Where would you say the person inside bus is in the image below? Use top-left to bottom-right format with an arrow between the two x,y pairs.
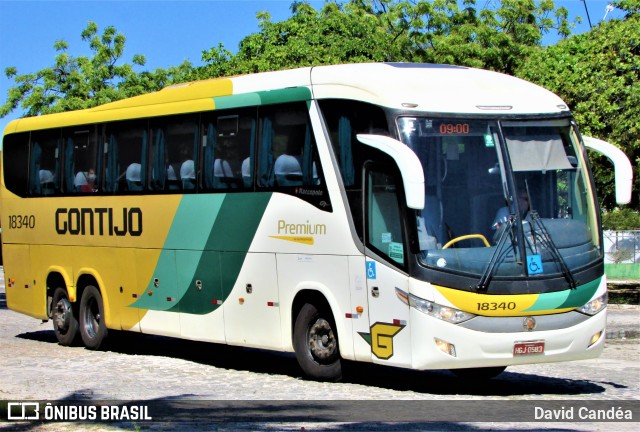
492,189 -> 530,240
74,168 -> 96,192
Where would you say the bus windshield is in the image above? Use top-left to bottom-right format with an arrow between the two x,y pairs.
398,116 -> 601,283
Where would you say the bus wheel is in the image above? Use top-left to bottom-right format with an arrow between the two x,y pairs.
451,366 -> 507,380
51,288 -> 78,346
79,285 -> 108,350
293,303 -> 342,382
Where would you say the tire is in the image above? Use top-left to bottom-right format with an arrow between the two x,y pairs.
451,366 -> 507,380
293,302 -> 342,382
79,285 -> 108,350
51,287 -> 79,346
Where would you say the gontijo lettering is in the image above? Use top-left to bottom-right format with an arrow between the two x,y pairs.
55,207 -> 142,236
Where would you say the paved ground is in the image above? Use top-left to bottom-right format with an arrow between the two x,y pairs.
0,268 -> 638,431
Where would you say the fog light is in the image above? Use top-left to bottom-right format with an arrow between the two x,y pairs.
435,338 -> 456,357
588,330 -> 603,347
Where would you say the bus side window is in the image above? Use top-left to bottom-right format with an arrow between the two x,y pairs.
104,120 -> 147,193
258,103 -> 323,189
29,130 -> 61,197
202,111 -> 255,191
161,115 -> 198,192
3,132 -> 30,197
64,127 -> 99,194
367,166 -> 406,267
318,99 -> 389,240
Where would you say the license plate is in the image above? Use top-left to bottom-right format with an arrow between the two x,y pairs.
513,341 -> 545,356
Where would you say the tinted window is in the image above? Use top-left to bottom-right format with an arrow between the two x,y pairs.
104,120 -> 148,193
3,132 -> 30,197
149,115 -> 198,192
63,127 -> 99,193
201,110 -> 255,190
257,103 -> 323,189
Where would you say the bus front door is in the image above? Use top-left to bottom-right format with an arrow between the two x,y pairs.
363,166 -> 412,368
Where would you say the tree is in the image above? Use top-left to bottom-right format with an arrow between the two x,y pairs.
198,1 -> 401,78
516,2 -> 639,211
198,0 -> 574,78
1,21 -> 192,118
398,0 -> 572,74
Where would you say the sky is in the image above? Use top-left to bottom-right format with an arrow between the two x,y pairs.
0,0 -> 627,137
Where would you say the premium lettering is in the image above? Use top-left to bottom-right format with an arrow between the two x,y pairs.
277,219 -> 326,236
55,207 -> 142,236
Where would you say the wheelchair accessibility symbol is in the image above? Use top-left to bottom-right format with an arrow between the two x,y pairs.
527,254 -> 543,275
366,261 -> 377,280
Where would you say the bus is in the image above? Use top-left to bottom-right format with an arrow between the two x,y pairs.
1,63 -> 632,381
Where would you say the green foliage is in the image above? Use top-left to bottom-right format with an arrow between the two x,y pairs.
0,21 -> 193,118
516,11 -> 640,211
397,0 -> 572,74
602,208 -> 640,230
198,1 -> 400,78
197,0 -> 575,78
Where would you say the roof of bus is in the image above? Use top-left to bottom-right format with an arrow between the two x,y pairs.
3,63 -> 570,134
309,63 -> 569,115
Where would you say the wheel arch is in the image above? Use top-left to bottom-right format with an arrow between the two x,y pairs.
75,268 -> 113,329
289,286 -> 354,361
46,267 -> 73,318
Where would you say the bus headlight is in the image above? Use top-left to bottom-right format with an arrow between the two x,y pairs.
408,293 -> 475,324
576,292 -> 608,316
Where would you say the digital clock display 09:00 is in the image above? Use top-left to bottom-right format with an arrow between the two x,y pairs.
439,123 -> 470,134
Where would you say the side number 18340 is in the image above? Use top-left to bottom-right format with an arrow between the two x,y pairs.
8,214 -> 36,229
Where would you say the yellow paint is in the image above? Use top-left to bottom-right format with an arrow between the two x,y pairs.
269,235 -> 315,245
9,79 -> 233,132
1,194 -> 181,326
434,285 -> 539,317
370,322 -> 404,360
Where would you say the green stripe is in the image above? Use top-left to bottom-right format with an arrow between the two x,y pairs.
524,277 -> 601,312
171,193 -> 272,314
213,87 -> 311,110
164,195 -> 224,249
133,193 -> 272,315
213,93 -> 262,110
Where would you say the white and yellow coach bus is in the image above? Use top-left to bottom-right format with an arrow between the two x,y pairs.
1,63 -> 632,381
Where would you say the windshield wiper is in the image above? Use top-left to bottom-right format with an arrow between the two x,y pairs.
528,211 -> 578,289
523,182 -> 577,289
476,216 -> 515,291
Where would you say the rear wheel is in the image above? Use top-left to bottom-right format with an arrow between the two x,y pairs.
293,302 -> 342,381
51,287 -> 78,346
79,285 -> 108,350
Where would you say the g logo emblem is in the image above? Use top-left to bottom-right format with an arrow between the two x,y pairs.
359,322 -> 405,359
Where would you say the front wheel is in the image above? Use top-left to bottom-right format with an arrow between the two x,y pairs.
79,285 -> 108,350
293,303 -> 342,381
51,287 -> 78,346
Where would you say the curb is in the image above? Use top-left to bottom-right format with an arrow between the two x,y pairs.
605,304 -> 639,340
606,328 -> 639,340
